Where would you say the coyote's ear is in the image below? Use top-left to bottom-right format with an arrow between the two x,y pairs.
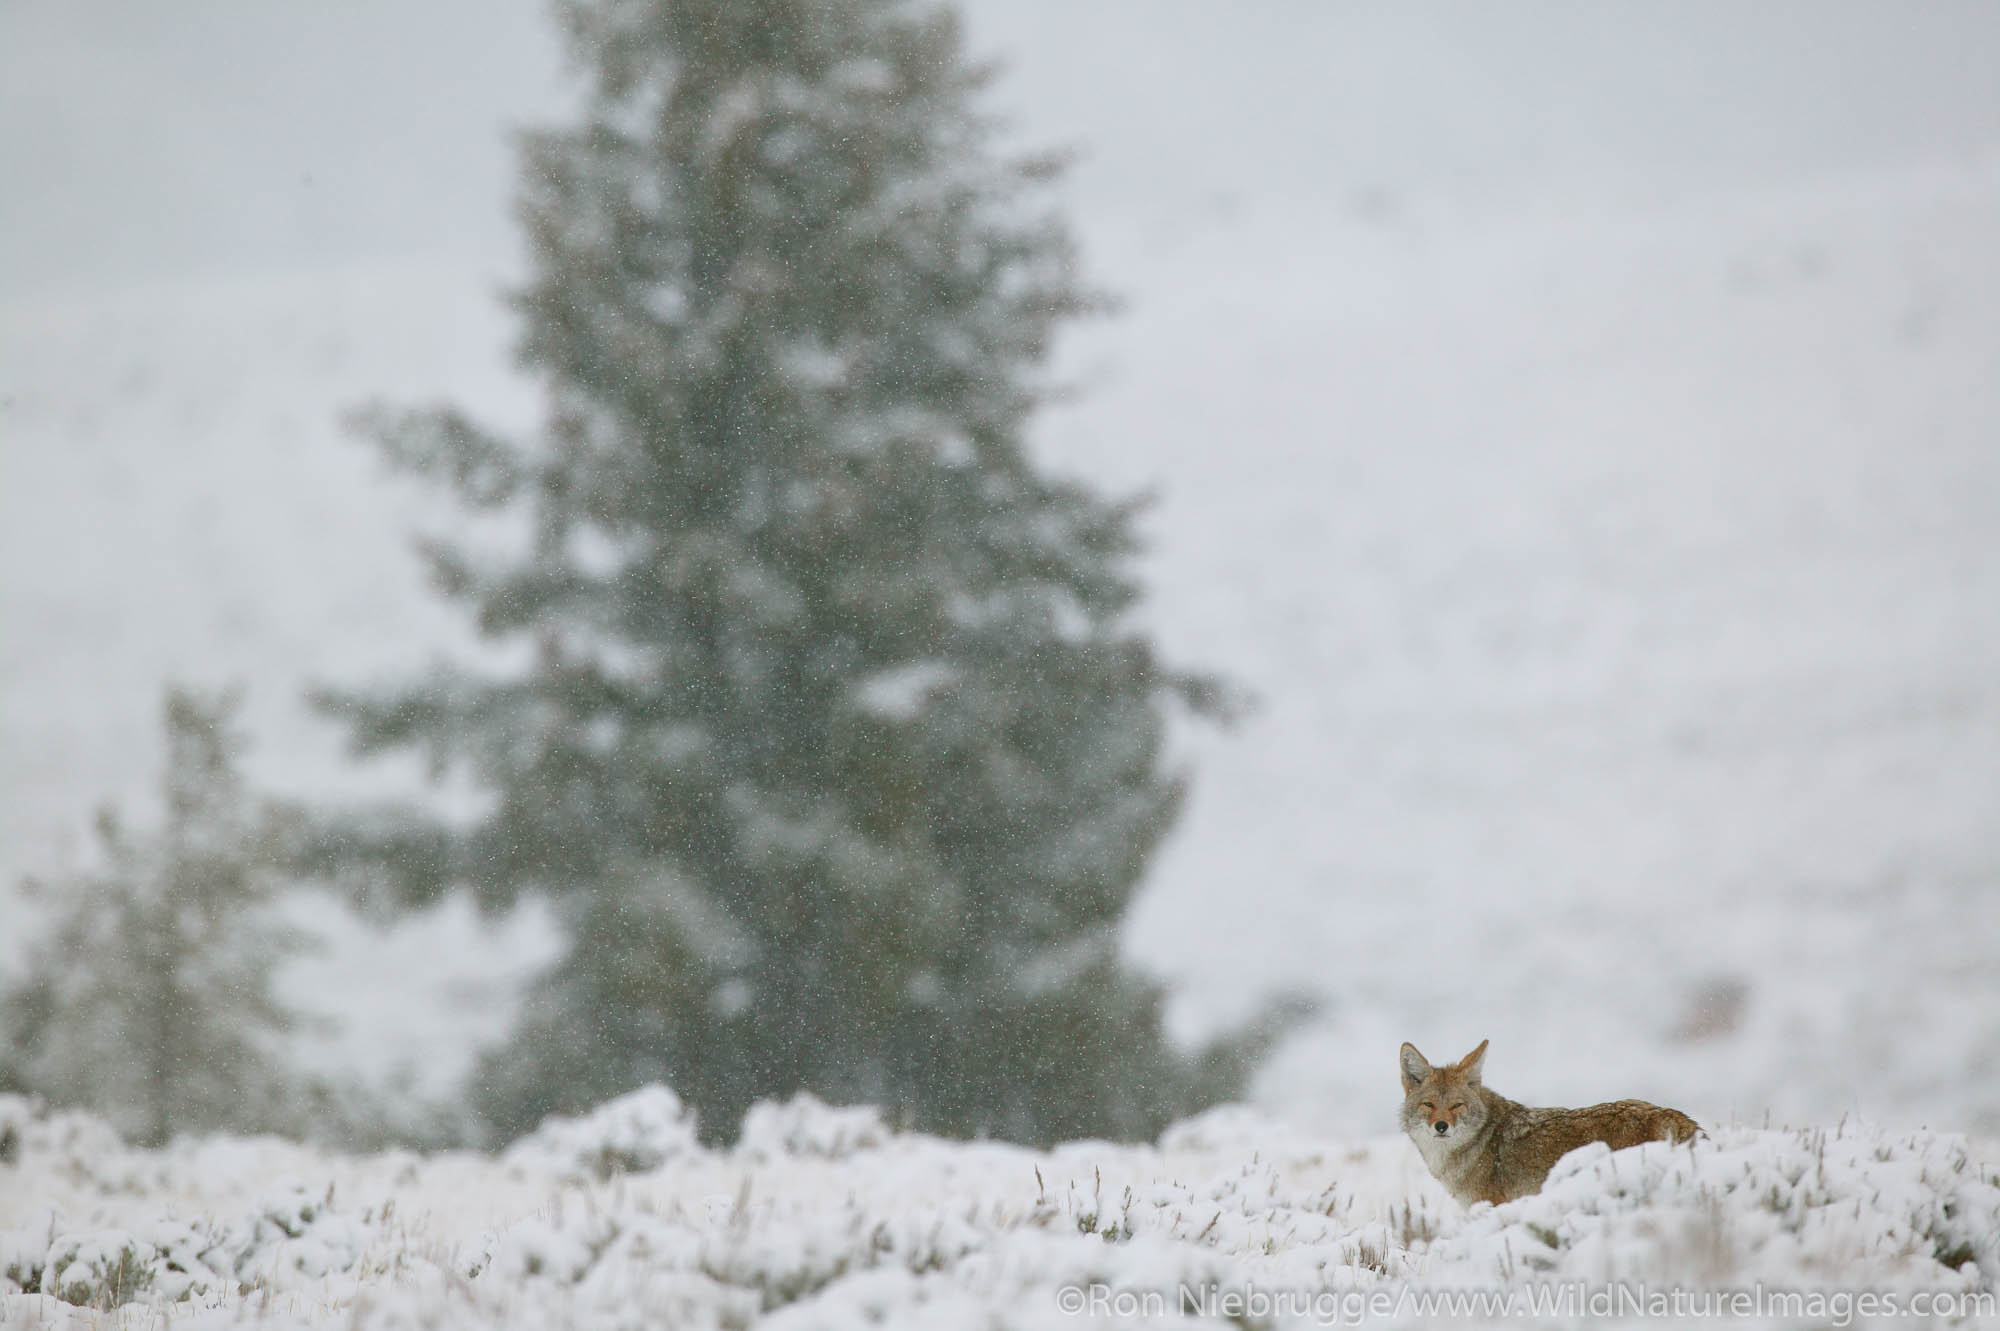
1457,1039 -> 1490,1083
1399,1042 -> 1432,1092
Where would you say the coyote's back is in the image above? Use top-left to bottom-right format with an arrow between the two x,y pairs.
1399,1039 -> 1698,1207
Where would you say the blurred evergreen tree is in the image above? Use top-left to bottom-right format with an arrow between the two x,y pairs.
315,0 -> 1286,1145
2,687 -> 305,1147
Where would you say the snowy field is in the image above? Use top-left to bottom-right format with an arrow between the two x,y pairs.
4,1089 -> 1997,1328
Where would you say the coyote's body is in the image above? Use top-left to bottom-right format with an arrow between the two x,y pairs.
1399,1040 -> 1698,1207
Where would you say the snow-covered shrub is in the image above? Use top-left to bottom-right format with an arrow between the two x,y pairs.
1437,1124 -> 2000,1292
36,1229 -> 154,1308
0,1184 -> 355,1310
693,1192 -> 992,1313
501,1085 -> 700,1182
484,1206 -> 623,1286
0,1094 -> 120,1166
133,1216 -> 236,1300
737,1094 -> 888,1161
18,1217 -> 233,1310
0,1213 -> 56,1295
227,1182 -> 367,1284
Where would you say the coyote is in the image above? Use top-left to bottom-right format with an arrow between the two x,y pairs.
1399,1039 -> 1699,1206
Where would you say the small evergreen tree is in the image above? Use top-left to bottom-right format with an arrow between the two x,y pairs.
3,687 -> 305,1146
316,0 -> 1282,1144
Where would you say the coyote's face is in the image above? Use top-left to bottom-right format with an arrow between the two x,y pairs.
1399,1040 -> 1490,1148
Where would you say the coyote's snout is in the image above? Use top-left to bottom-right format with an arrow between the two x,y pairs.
1399,1039 -> 1698,1207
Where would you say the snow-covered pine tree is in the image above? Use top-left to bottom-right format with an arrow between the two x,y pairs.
3,687 -> 304,1147
315,0 -> 1276,1145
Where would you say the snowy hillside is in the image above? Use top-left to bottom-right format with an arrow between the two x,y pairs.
5,151 -> 1997,1141
1100,157 -> 2000,1142
3,1090 -> 1996,1328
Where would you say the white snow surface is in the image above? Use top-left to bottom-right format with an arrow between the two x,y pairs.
3,5 -> 1999,1159
500,1084 -> 701,1184
1,1091 -> 1995,1328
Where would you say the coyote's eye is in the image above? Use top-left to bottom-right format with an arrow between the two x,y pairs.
1419,1102 -> 1434,1112
1449,1102 -> 1465,1111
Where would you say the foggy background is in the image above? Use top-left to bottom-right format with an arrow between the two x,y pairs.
4,0 -> 1998,1140
9,2 -> 2000,294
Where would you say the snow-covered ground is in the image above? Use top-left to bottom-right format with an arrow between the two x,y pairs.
3,4 -> 1998,1158
3,1089 -> 1996,1328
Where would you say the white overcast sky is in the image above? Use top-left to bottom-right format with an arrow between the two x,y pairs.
5,1 -> 1999,302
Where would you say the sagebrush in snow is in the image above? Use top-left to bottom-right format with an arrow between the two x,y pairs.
7,1093 -> 1992,1327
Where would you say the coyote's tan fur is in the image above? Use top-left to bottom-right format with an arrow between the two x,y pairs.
1399,1039 -> 1699,1206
